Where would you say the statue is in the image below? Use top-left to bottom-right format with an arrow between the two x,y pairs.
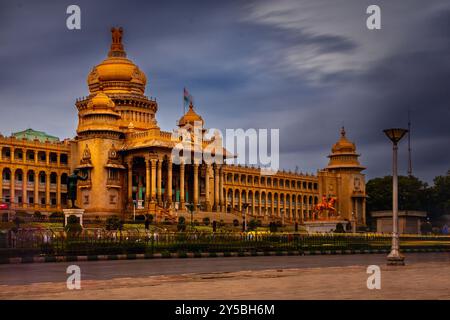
111,27 -> 123,44
67,169 -> 88,208
313,196 -> 337,220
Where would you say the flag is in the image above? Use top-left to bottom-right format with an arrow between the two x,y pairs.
183,87 -> 193,111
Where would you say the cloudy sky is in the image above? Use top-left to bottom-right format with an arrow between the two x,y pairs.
1,0 -> 449,183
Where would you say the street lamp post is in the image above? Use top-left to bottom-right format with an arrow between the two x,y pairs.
242,203 -> 249,232
185,203 -> 195,229
383,128 -> 408,266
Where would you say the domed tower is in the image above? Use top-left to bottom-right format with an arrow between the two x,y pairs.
318,127 -> 366,226
73,27 -> 157,215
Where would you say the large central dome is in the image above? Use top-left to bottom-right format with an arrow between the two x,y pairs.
87,27 -> 147,95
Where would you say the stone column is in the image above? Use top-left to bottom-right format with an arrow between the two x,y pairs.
45,171 -> 50,208
57,153 -> 60,167
219,169 -> 225,212
22,170 -> 27,207
179,161 -> 185,208
127,159 -> 133,204
214,165 -> 220,212
258,192 -> 262,216
46,151 -> 50,166
167,160 -> 173,205
157,159 -> 162,205
10,169 -> 15,208
145,158 -> 151,206
151,159 -> 157,202
205,164 -> 210,211
0,168 -> 3,203
193,162 -> 199,206
251,191 -> 255,216
56,173 -> 61,209
34,173 -> 39,209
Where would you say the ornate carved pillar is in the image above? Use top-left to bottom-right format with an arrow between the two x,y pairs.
193,162 -> 199,206
56,173 -> 61,209
167,159 -> 173,205
0,168 -> 2,203
157,159 -> 162,205
45,171 -> 50,208
258,192 -> 262,216
145,157 -> 151,206
127,159 -> 133,205
10,168 -> 15,208
214,165 -> 220,212
34,172 -> 39,209
219,169 -> 225,212
22,170 -> 28,206
205,164 -> 211,211
150,159 -> 157,202
251,190 -> 255,216
179,160 -> 185,207
46,151 -> 50,166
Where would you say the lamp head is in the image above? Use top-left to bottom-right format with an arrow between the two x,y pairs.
383,128 -> 408,144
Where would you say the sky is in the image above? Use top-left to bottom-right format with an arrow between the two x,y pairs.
0,0 -> 449,183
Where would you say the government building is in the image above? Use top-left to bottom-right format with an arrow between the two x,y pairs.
0,28 -> 367,227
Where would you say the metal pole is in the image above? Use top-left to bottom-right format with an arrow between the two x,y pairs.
387,142 -> 404,265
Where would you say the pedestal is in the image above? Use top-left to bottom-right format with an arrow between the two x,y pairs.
303,220 -> 347,233
63,208 -> 85,227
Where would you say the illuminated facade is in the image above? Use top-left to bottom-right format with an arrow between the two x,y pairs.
0,28 -> 366,226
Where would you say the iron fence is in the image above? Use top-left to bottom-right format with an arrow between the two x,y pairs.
1,229 -> 450,258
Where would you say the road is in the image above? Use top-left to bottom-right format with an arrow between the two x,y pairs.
1,253 -> 449,299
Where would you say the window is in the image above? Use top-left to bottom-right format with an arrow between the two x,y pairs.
84,195 -> 89,205
110,195 -> 117,204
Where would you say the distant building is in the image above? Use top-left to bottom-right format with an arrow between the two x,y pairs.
0,28 -> 367,226
371,210 -> 427,234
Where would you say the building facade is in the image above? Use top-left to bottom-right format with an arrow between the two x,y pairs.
0,28 -> 366,226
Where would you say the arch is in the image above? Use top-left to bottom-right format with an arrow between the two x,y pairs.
14,169 -> 24,183
27,170 -> 35,183
240,175 -> 246,184
26,150 -> 35,162
50,172 -> 58,184
273,178 -> 278,187
2,168 -> 11,181
233,174 -> 239,183
14,148 -> 24,161
227,173 -> 232,183
61,173 -> 68,184
38,171 -> 46,184
253,176 -> 259,185
279,179 -> 284,187
37,151 -> 46,162
1,147 -> 11,160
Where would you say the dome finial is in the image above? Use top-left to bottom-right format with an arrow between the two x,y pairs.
341,126 -> 346,137
108,27 -> 126,57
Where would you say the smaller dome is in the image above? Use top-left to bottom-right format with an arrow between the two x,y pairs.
331,127 -> 356,153
90,92 -> 115,109
178,102 -> 204,127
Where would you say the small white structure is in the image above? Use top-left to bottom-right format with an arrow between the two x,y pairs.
371,210 -> 427,234
303,220 -> 349,233
63,208 -> 85,227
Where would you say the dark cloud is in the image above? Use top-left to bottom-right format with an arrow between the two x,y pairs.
0,0 -> 449,183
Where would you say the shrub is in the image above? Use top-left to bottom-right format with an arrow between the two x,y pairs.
105,215 -> 124,231
269,222 -> 278,233
334,223 -> 345,233
49,212 -> 64,223
177,216 -> 186,232
203,217 -> 210,226
248,219 -> 258,231
135,214 -> 146,221
33,211 -> 43,218
233,219 -> 239,227
65,215 -> 82,237
194,219 -> 200,226
146,214 -> 154,224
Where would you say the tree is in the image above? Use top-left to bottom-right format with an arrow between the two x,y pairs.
177,216 -> 186,232
65,215 -> 82,237
105,215 -> 123,231
366,175 -> 428,212
248,219 -> 258,231
429,171 -> 450,219
202,217 -> 210,226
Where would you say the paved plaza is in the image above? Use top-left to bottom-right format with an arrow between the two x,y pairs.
0,253 -> 449,299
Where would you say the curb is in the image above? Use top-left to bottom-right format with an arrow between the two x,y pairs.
1,248 -> 449,265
